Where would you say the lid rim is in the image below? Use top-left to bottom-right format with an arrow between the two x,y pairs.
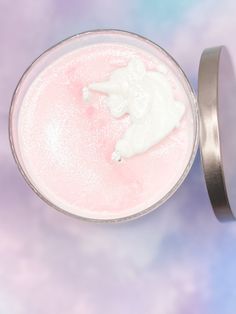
198,46 -> 235,222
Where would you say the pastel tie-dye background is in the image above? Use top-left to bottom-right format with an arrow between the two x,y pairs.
1,0 -> 236,313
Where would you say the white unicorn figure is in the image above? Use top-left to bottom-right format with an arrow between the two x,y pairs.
83,57 -> 185,161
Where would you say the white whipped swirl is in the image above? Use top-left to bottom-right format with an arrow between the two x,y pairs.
83,57 -> 185,161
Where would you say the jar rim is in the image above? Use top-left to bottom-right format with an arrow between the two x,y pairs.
9,29 -> 199,223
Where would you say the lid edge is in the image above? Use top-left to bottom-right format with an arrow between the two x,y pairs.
198,46 -> 235,222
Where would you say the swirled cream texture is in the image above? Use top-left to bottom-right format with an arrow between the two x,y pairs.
18,43 -> 195,220
85,57 -> 185,161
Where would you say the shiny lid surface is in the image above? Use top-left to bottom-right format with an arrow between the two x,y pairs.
198,46 -> 236,222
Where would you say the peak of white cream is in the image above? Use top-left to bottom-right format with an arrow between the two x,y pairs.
84,57 -> 185,161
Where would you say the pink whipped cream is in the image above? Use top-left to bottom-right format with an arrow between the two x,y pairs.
18,42 -> 195,220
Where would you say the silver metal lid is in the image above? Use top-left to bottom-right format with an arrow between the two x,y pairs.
198,46 -> 236,222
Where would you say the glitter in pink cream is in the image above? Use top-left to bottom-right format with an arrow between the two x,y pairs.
18,43 -> 195,220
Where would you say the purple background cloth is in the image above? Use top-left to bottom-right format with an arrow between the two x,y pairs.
1,0 -> 236,313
